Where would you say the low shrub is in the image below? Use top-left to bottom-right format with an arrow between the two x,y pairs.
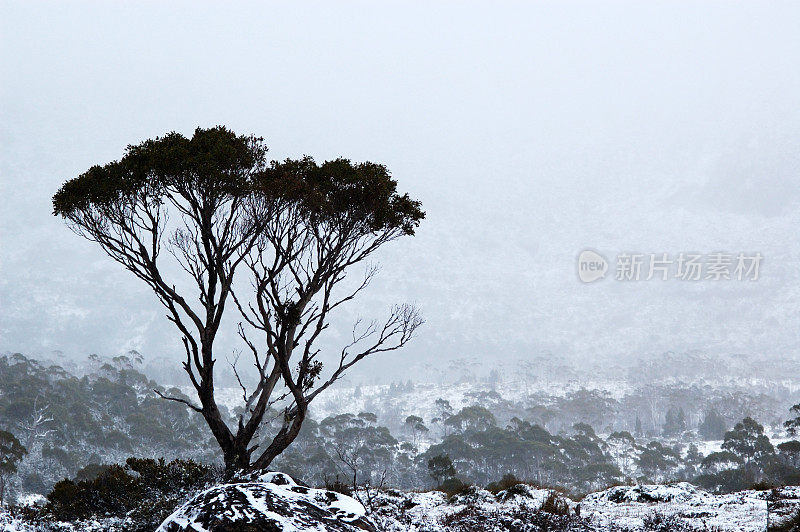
486,473 -> 520,494
439,477 -> 468,497
541,490 -> 570,516
769,509 -> 800,532
438,504 -> 591,531
323,475 -> 353,497
642,511 -> 707,532
42,457 -> 217,531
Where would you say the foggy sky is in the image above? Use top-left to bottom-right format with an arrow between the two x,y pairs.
2,1 -> 800,380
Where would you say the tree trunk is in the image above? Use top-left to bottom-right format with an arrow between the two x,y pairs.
223,444 -> 252,478
252,410 -> 306,471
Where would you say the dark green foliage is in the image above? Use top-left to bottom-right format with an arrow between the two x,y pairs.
0,430 -> 27,505
444,406 -> 497,433
685,443 -> 702,465
422,419 -> 622,495
694,468 -> 757,493
784,404 -> 800,436
358,412 -> 378,425
437,503 -> 589,531
554,389 -> 618,431
609,431 -> 635,444
701,451 -> 743,470
637,441 -> 680,478
428,454 -> 457,485
257,156 -> 424,236
438,477 -> 468,497
53,127 -> 264,216
319,412 -> 398,488
541,490 -> 571,516
770,512 -> 800,532
777,440 -> 800,467
47,464 -> 139,520
721,417 -> 774,463
485,473 -> 521,494
641,511 -> 700,532
405,415 -> 423,426
323,475 -> 353,497
693,417 -> 800,493
74,463 -> 110,482
0,431 -> 26,476
44,457 -> 216,530
0,354 -> 212,494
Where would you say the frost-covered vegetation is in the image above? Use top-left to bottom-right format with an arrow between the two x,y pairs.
3,471 -> 799,531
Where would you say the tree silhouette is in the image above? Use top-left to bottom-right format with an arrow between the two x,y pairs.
53,127 -> 424,474
721,417 -> 774,464
427,454 -> 456,485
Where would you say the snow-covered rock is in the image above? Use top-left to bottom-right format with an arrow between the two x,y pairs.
495,483 -> 554,506
156,472 -> 373,532
582,482 -> 703,504
446,485 -> 496,506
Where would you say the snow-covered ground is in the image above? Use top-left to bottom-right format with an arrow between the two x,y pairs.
580,483 -> 767,531
5,475 -> 798,531
0,512 -> 28,532
369,481 -> 778,531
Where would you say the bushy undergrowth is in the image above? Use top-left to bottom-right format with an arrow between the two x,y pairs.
486,473 -> 522,494
640,511 -> 724,532
438,504 -> 591,532
439,477 -> 469,497
323,474 -> 353,496
28,457 -> 218,531
769,510 -> 800,532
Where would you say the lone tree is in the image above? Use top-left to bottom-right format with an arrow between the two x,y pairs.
53,126 -> 424,474
721,417 -> 774,465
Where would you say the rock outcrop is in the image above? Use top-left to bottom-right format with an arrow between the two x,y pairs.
157,472 -> 374,532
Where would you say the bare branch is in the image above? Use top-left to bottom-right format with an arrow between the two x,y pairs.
153,389 -> 203,413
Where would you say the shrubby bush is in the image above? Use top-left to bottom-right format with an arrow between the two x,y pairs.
439,477 -> 468,497
486,473 -> 520,494
41,457 -> 218,531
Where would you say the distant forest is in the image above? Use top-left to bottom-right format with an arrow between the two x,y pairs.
2,351 -> 800,512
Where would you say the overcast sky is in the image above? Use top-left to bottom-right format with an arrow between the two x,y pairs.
2,1 -> 800,380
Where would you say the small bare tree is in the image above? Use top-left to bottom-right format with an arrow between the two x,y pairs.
17,396 -> 54,449
53,128 -> 424,474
